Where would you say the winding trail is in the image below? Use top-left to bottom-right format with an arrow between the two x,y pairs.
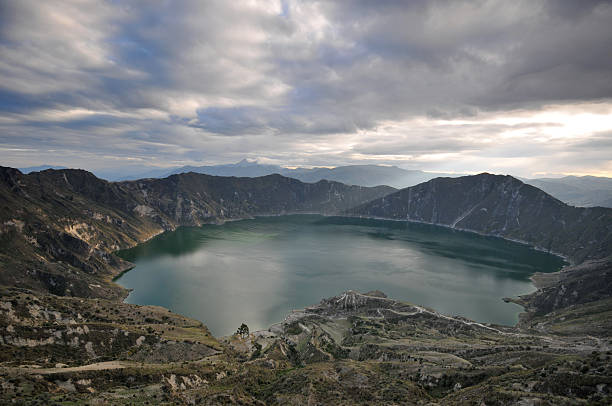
450,204 -> 479,228
2,361 -> 131,375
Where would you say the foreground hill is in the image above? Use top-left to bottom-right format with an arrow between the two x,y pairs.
347,173 -> 612,263
1,288 -> 610,404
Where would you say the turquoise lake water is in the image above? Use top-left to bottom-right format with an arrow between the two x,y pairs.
116,215 -> 565,336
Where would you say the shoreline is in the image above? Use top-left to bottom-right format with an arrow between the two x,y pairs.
115,211 -> 572,268
112,212 -> 568,334
339,214 -> 572,266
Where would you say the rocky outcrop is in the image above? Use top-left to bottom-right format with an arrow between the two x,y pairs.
213,290 -> 611,404
0,287 -> 220,367
510,257 -> 612,321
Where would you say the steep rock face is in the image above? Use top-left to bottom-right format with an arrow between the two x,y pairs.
347,173 -> 612,263
0,167 -> 393,298
0,168 -> 162,299
119,172 -> 395,226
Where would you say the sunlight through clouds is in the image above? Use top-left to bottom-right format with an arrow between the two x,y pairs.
0,0 -> 611,177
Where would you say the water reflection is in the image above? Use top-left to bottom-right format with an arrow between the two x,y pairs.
116,215 -> 565,336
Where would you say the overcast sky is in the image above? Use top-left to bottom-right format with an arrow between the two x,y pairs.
1,0 -> 611,177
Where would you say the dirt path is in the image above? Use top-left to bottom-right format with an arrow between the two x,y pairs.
2,361 -> 132,375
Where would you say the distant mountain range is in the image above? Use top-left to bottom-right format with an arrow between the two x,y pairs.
164,162 -> 612,208
116,159 -> 456,188
19,161 -> 453,188
18,160 -> 612,208
521,176 -> 612,208
19,164 -> 68,173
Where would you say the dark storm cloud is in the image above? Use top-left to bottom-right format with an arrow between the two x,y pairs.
544,0 -> 611,19
0,0 -> 611,175
321,0 -> 612,112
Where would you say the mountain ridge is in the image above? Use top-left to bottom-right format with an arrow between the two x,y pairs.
346,173 -> 612,263
103,160 -> 455,188
523,175 -> 612,208
3,167 -> 610,300
20,161 -> 612,207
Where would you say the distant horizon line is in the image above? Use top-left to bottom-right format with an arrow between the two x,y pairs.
9,161 -> 612,180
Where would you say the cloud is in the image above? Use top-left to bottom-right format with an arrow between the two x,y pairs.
0,0 -> 611,177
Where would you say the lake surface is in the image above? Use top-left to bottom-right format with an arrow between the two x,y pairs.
116,215 -> 565,336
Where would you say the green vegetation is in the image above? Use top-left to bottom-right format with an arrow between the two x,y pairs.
236,323 -> 250,339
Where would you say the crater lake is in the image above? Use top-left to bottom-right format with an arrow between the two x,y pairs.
115,215 -> 566,336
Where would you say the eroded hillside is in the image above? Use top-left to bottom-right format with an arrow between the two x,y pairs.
1,289 -> 610,404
